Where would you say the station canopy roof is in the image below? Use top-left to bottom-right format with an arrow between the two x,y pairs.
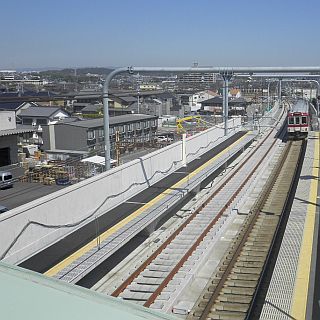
0,262 -> 176,320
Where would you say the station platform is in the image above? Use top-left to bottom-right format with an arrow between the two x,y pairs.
38,131 -> 256,284
259,132 -> 320,320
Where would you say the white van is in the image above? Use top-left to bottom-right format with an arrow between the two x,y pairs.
0,205 -> 8,214
156,136 -> 173,143
0,171 -> 13,189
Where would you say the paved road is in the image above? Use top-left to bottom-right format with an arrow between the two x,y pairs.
0,164 -> 66,210
0,146 -> 165,210
0,182 -> 65,210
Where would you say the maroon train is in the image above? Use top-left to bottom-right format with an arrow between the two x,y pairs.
287,99 -> 310,139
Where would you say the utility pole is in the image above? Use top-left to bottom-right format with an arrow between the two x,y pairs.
221,72 -> 233,136
278,78 -> 282,107
116,130 -> 120,167
74,68 -> 78,92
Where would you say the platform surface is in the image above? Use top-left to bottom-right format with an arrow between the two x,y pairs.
259,132 -> 319,320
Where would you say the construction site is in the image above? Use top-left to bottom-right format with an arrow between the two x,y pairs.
16,115 -> 226,186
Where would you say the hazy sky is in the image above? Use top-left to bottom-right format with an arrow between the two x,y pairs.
1,0 -> 319,69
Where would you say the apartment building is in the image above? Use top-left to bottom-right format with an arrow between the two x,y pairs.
42,114 -> 158,160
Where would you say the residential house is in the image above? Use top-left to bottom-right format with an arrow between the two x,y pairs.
0,90 -> 57,119
80,104 -> 103,116
189,90 -> 218,112
230,88 -> 242,98
0,100 -> 37,116
200,96 -> 248,116
18,106 -> 70,126
229,97 -> 248,116
71,90 -> 136,116
200,96 -> 223,114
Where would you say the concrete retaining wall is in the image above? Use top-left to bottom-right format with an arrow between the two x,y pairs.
0,118 -> 241,264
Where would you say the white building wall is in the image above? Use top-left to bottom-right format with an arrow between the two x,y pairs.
0,111 -> 16,130
189,91 -> 216,112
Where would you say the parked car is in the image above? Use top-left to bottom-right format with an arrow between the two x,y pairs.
156,136 -> 173,143
0,171 -> 13,189
0,205 -> 9,214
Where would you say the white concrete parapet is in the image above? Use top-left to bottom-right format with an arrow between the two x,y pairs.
0,118 -> 241,264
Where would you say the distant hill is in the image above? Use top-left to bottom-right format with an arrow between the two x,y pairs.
39,67 -> 114,76
77,67 -> 114,75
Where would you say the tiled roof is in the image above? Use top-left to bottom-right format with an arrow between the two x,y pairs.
19,106 -> 67,118
0,127 -> 35,137
64,114 -> 158,128
0,101 -> 24,111
200,96 -> 223,105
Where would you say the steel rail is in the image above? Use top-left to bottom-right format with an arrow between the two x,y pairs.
111,110 -> 285,304
188,141 -> 303,320
246,141 -> 305,319
143,121 -> 285,308
198,141 -> 292,320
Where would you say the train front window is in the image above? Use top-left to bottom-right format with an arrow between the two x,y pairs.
295,117 -> 300,125
288,117 -> 294,125
302,116 -> 307,124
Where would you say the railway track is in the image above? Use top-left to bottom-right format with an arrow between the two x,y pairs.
188,140 -> 303,320
108,121 -> 290,311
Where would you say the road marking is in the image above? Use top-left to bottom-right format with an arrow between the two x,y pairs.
45,133 -> 251,277
291,132 -> 319,319
125,201 -> 148,205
